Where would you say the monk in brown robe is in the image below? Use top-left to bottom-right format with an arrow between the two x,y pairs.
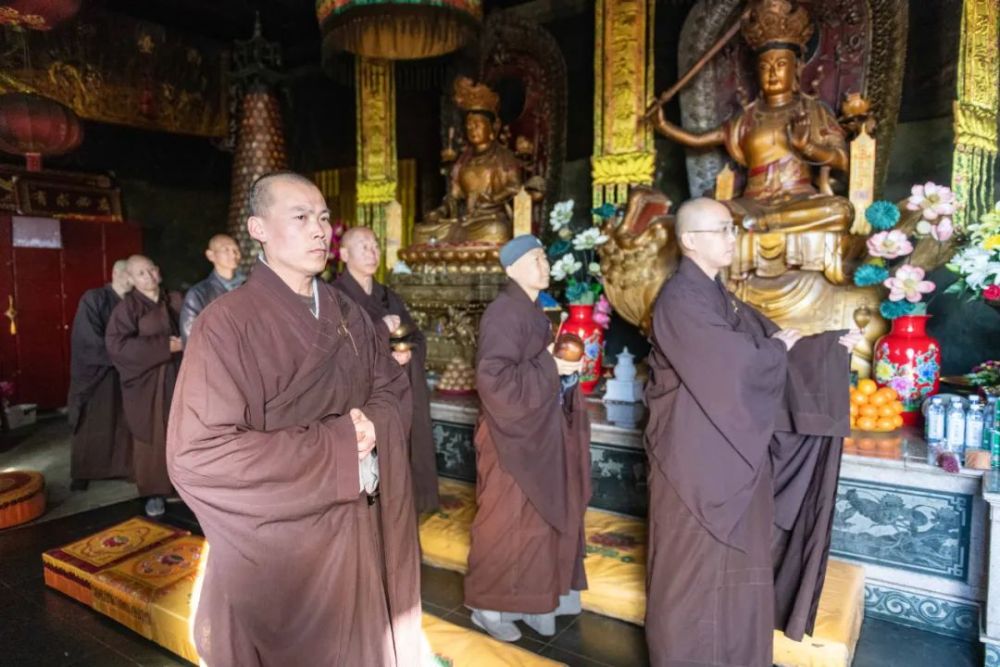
106,255 -> 182,517
166,172 -> 424,666
67,259 -> 133,491
465,234 -> 592,642
643,198 -> 860,666
334,226 -> 439,513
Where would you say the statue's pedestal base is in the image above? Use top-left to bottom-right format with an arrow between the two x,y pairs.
390,271 -> 507,372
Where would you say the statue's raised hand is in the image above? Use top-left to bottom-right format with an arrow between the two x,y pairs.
787,107 -> 811,153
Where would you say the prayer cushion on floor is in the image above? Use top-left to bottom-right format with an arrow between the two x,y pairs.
0,470 -> 45,529
423,613 -> 564,666
419,478 -> 866,667
41,516 -> 188,606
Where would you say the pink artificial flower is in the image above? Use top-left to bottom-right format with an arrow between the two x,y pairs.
931,218 -> 954,241
592,311 -> 611,330
867,230 -> 913,259
595,294 -> 612,316
985,284 -> 1000,301
906,182 -> 956,221
883,264 -> 935,303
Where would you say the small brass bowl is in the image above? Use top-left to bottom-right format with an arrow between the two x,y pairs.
392,341 -> 415,353
390,322 -> 415,340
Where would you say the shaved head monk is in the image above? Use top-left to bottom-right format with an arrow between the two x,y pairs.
178,233 -> 245,342
167,171 -> 424,666
464,235 -> 592,642
105,255 -> 182,517
643,197 -> 861,666
334,225 -> 439,513
68,259 -> 134,491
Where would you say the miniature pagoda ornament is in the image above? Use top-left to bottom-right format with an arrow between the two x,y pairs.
602,347 -> 643,404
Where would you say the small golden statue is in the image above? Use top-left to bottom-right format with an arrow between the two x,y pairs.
411,77 -> 528,246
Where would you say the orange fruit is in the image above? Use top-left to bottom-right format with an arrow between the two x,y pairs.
858,437 -> 876,449
876,386 -> 898,402
878,404 -> 897,418
890,401 -> 904,414
850,404 -> 859,418
876,417 -> 896,431
857,416 -> 877,431
860,404 -> 879,418
851,392 -> 869,406
870,393 -> 889,408
892,414 -> 904,428
858,379 -> 878,396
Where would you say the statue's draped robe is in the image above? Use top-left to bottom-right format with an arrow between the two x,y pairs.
464,281 -> 591,613
179,270 -> 246,342
643,257 -> 849,667
105,290 -> 181,496
67,286 -> 132,482
334,271 -> 439,513
166,262 -> 423,666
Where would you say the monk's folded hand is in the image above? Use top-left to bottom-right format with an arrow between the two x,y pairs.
169,336 -> 183,353
391,349 -> 412,366
350,408 -> 377,459
771,328 -> 803,351
838,328 -> 864,351
382,314 -> 401,333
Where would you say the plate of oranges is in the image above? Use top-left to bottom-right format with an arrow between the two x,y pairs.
850,379 -> 905,432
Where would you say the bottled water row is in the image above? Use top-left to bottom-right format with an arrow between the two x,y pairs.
927,395 -> 1000,467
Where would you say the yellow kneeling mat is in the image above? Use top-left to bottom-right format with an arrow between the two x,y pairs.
420,478 -> 865,667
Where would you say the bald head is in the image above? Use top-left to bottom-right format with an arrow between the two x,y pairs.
126,254 -> 161,297
248,171 -> 319,219
205,233 -> 241,277
673,197 -> 736,276
110,258 -> 132,296
340,226 -> 380,280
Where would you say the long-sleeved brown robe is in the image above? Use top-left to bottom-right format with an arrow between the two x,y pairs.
67,285 -> 132,482
105,290 -> 181,497
464,281 -> 591,614
333,270 -> 439,513
166,262 -> 422,666
643,257 -> 849,667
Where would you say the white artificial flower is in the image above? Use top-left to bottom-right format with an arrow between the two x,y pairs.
588,262 -> 601,276
550,254 -> 582,281
549,199 -> 575,231
906,181 -> 956,221
391,260 -> 412,275
572,228 -> 609,250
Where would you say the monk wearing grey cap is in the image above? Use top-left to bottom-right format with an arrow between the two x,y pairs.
464,234 -> 593,642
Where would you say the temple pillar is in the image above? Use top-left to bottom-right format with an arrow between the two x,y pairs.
591,0 -> 656,215
951,0 -> 999,231
226,18 -> 287,270
355,56 -> 398,282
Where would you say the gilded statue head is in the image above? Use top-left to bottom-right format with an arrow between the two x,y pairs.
453,76 -> 501,150
742,0 -> 812,99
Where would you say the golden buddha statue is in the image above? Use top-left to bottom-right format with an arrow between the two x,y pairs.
642,0 -> 886,373
412,77 -> 525,246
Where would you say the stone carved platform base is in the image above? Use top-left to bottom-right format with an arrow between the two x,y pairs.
390,271 -> 507,372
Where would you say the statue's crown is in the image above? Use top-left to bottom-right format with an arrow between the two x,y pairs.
741,0 -> 813,53
453,76 -> 500,115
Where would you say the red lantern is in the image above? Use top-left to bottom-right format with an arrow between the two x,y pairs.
0,0 -> 82,30
0,93 -> 83,171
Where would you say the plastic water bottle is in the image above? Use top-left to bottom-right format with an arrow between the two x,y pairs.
966,404 -> 985,451
987,397 -> 999,446
926,397 -> 946,443
946,398 -> 966,452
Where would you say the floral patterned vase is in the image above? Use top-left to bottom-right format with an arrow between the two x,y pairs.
561,304 -> 604,395
873,315 -> 941,426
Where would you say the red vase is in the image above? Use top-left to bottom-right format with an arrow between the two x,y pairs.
560,304 -> 604,395
872,314 -> 941,426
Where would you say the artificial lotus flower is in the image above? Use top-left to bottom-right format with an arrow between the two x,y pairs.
588,262 -> 601,276
884,264 -> 935,303
550,254 -> 582,281
906,181 -> 956,222
572,228 -> 609,250
549,199 -> 575,231
866,230 -> 913,259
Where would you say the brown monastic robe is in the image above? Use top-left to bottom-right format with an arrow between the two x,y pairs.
67,285 -> 132,481
464,281 -> 591,613
643,257 -> 849,667
105,290 -> 181,497
166,262 -> 423,667
333,270 -> 439,513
